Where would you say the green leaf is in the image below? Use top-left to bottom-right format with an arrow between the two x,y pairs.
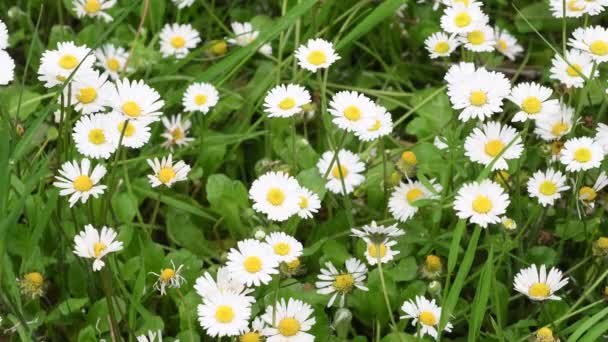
468,244 -> 494,341
206,174 -> 250,237
46,298 -> 89,322
405,87 -> 452,138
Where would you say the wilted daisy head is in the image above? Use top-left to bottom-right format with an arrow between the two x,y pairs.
19,272 -> 46,299
150,261 -> 186,295
351,220 -> 404,243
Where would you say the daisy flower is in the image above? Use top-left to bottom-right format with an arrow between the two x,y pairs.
501,216 -> 517,231
440,2 -> 488,34
159,23 -> 201,59
240,318 -> 266,342
316,258 -> 368,307
161,114 -> 193,149
354,104 -> 393,141
328,91 -> 376,133
444,61 -> 476,86
534,327 -> 558,342
150,261 -> 186,296
424,32 -> 460,58
0,19 -> 8,49
225,239 -> 279,287
73,224 -> 123,271
569,26 -> 608,63
38,41 -> 95,88
580,0 -> 608,15
534,103 -> 574,141
73,0 -> 116,22
549,49 -> 597,88
147,154 -> 191,187
172,0 -> 194,9
421,254 -> 443,279
400,296 -> 453,340
596,123 -> 608,153
107,111 -> 152,149
513,264 -> 568,301
0,50 -> 15,85
136,330 -> 162,342
263,84 -> 311,118
317,149 -> 366,195
549,0 -> 587,18
197,292 -> 252,337
18,272 -> 46,299
73,113 -> 118,159
295,38 -> 340,72
464,121 -> 523,170
182,82 -> 219,114
454,179 -> 510,228
249,171 -> 301,221
494,26 -> 523,61
264,232 -> 303,263
508,82 -> 560,122
559,137 -> 604,171
53,159 -> 107,207
579,171 -> 608,204
295,186 -> 321,219
195,267 -> 254,300
527,169 -> 570,207
460,25 -> 495,52
228,22 -> 259,47
261,298 -> 316,341
365,239 -> 399,265
388,179 -> 442,222
109,79 -> 164,122
65,70 -> 113,114
95,44 -> 132,80
351,221 -> 405,243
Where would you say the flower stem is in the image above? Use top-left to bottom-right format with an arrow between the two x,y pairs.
376,246 -> 404,342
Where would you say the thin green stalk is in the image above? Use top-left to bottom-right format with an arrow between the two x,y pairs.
101,266 -> 120,340
176,288 -> 195,342
376,248 -> 405,342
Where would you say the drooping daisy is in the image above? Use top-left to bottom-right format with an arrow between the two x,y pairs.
147,154 -> 191,187
0,50 -> 15,85
460,25 -> 495,52
161,114 -> 193,149
263,84 -> 311,118
464,121 -> 523,170
95,44 -> 132,80
18,272 -> 46,299
354,104 -> 393,141
365,239 -> 399,265
351,221 -> 405,243
65,70 -> 113,114
549,49 -> 597,88
295,186 -> 321,219
454,179 -> 510,228
136,330 -> 163,342
549,0 -> 587,17
54,158 -> 107,207
150,261 -> 186,296
73,113 -> 118,159
225,239 -> 279,287
107,111 -> 152,149
316,258 -> 368,307
509,82 -> 559,122
569,26 -> 608,63
440,2 -> 488,34
249,171 -> 301,221
388,179 -> 443,222
421,254 -> 443,279
0,19 -> 8,49
195,267 -> 254,300
534,103 -> 574,141
160,23 -> 201,59
317,149 -> 366,195
73,0 -> 116,22
261,298 -> 316,341
501,216 -> 517,231
38,41 -> 96,88
494,26 -> 523,61
527,169 -> 570,207
596,123 -> 608,153
182,82 -> 219,114
400,296 -> 453,340
109,78 -> 164,122
328,91 -> 376,132
197,292 -> 252,337
172,0 -> 194,9
295,38 -> 340,72
265,232 -> 303,263
579,171 -> 608,205
73,224 -> 123,271
424,32 -> 460,58
513,264 -> 568,301
559,137 -> 604,171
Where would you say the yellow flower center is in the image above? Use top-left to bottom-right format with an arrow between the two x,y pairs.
195,94 -> 208,105
401,151 -> 417,165
273,242 -> 291,256
551,122 -> 568,136
406,188 -> 424,204
568,0 -> 584,10
573,147 -> 592,162
434,41 -> 450,54
539,181 -> 557,196
597,237 -> 608,249
287,258 -> 301,270
454,12 -> 471,28
484,139 -> 504,157
299,196 -> 308,209
84,0 -> 101,13
368,120 -> 381,132
117,121 -> 135,137
566,63 -> 582,77
93,242 -> 107,258
589,40 -> 608,56
537,327 -> 554,340
159,268 -> 175,282
171,128 -> 184,141
425,255 -> 442,272
278,317 -> 300,336
307,50 -> 327,66
59,54 -> 78,69
521,96 -> 542,114
215,305 -> 235,323
240,332 -> 260,342
24,272 -> 44,287
419,311 -> 437,326
469,90 -> 487,106
528,282 -> 551,298
171,36 -> 186,49
579,186 -> 596,201
333,274 -> 354,292
467,30 -> 485,45
343,105 -> 361,121
243,256 -> 262,273
497,39 -> 508,52
158,167 -> 176,184
279,97 -> 296,110
368,243 -> 387,258
77,87 -> 97,104
73,175 -> 94,192
211,40 -> 228,55
266,188 -> 285,206
107,58 -> 120,71
88,128 -> 106,145
472,195 -> 492,214
331,165 -> 349,179
122,101 -> 142,117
